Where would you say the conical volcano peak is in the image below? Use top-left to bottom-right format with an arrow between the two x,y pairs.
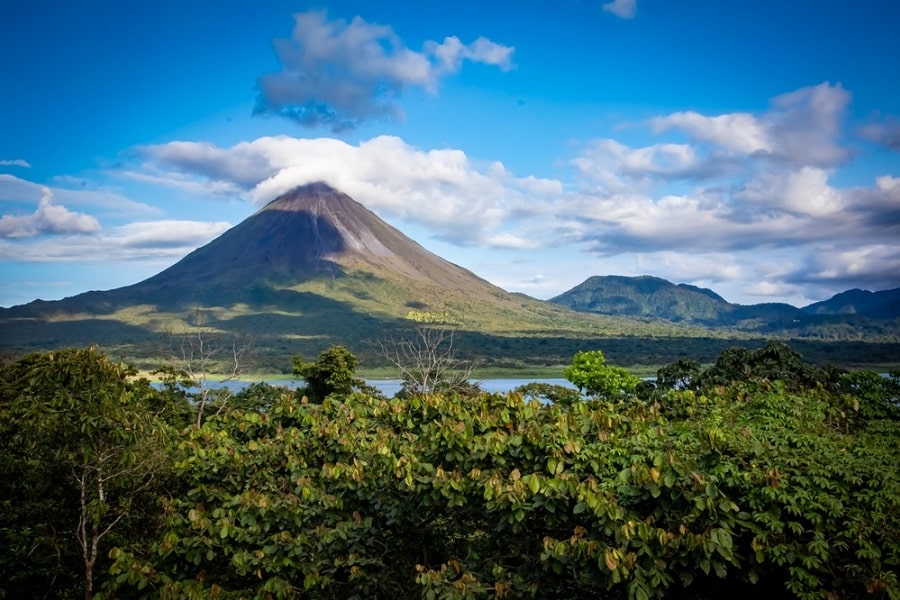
263,181 -> 344,210
113,182 -> 503,302
259,181 -> 398,259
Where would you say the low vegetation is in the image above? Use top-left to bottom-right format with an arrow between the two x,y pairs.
1,342 -> 898,599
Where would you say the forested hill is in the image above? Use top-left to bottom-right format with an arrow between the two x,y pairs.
550,275 -> 900,336
549,275 -> 801,325
802,287 -> 900,318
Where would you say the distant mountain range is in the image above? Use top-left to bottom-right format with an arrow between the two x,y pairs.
1,183 -> 897,369
803,288 -> 900,319
550,275 -> 900,332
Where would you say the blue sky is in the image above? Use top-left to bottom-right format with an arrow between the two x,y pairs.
2,0 -> 899,308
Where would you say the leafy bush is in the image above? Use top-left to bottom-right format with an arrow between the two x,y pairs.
564,350 -> 641,399
512,382 -> 583,406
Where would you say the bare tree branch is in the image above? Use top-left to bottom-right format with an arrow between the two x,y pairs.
163,307 -> 254,427
379,325 -> 477,397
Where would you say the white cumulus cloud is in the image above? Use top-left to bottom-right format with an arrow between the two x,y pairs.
254,10 -> 515,131
0,188 -> 101,239
651,112 -> 770,155
650,82 -> 851,167
137,135 -> 558,247
736,167 -> 847,218
121,82 -> 900,302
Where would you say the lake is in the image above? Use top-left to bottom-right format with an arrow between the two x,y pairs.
213,378 -> 576,398
366,378 -> 576,397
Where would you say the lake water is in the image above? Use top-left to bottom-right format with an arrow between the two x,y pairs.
214,378 -> 575,398
366,378 -> 575,398
199,373 -> 895,399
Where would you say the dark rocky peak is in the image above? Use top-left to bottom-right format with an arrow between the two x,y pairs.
94,182 -> 500,304
262,182 -> 397,260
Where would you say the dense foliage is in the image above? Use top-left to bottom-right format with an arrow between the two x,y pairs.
2,343 -> 898,599
564,350 -> 642,399
0,348 -> 183,599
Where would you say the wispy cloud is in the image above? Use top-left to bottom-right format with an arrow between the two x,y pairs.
254,10 -> 515,131
0,174 -> 159,216
602,0 -> 637,19
0,219 -> 232,262
859,116 -> 900,151
0,159 -> 31,168
0,175 -> 228,266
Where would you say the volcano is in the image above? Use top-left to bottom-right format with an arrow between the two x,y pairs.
109,182 -> 511,306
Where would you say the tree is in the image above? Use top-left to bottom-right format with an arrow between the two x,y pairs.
293,345 -> 367,402
160,307 -> 253,427
655,357 -> 703,391
229,381 -> 295,413
0,347 -> 174,600
380,325 -> 478,397
512,381 -> 582,406
564,349 -> 641,399
837,368 -> 900,421
697,341 -> 828,392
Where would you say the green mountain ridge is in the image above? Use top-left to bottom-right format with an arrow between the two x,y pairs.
550,275 -> 900,337
802,287 -> 900,319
